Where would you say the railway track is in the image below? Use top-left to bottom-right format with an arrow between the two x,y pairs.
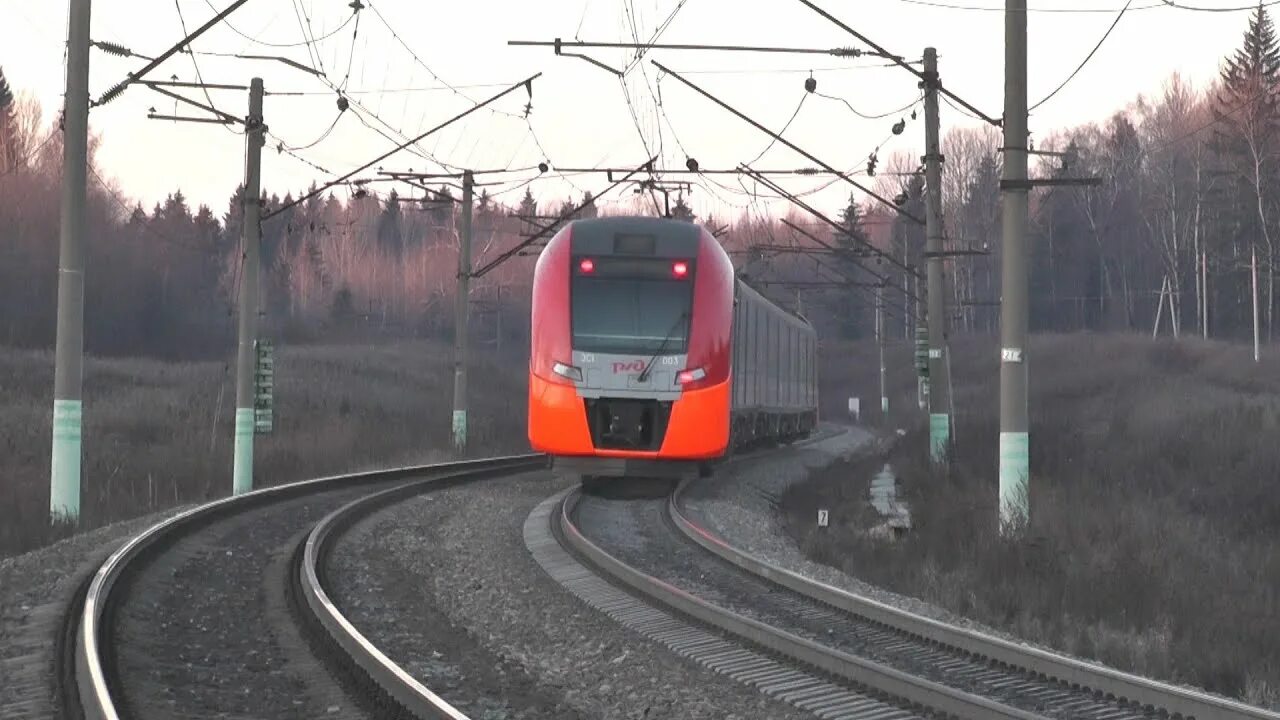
538,472 -> 1280,720
61,454 -> 544,720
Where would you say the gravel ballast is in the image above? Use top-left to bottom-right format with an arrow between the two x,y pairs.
331,472 -> 816,720
0,506 -> 191,720
109,486 -> 413,720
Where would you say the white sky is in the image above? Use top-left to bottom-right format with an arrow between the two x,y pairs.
0,0 -> 1260,222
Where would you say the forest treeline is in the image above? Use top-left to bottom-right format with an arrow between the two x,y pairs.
3,6 -> 1280,358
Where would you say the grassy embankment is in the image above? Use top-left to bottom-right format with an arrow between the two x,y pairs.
1,340 -> 530,559
789,333 -> 1280,708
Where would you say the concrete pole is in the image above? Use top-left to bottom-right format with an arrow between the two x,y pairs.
232,78 -> 264,496
876,283 -> 888,419
1253,244 -> 1260,363
999,0 -> 1031,534
50,0 -> 93,523
452,170 -> 474,453
922,47 -> 952,464
1202,250 -> 1209,340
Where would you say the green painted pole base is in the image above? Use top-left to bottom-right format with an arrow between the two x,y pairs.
999,431 -> 1029,534
452,410 -> 467,452
233,408 -> 254,496
929,413 -> 949,463
50,399 -> 83,522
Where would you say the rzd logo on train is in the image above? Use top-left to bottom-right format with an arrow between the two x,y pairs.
612,360 -> 646,374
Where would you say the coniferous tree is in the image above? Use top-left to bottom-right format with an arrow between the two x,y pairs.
0,68 -> 13,117
377,188 -> 405,256
515,187 -> 539,235
579,190 -> 598,218
836,193 -> 868,250
1212,3 -> 1280,339
0,67 -> 14,171
518,187 -> 537,219
670,194 -> 695,222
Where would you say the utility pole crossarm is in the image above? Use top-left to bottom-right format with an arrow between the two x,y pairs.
263,73 -> 542,221
510,38 -> 898,58
146,113 -> 235,124
552,166 -> 839,176
1000,177 -> 1103,189
653,60 -> 924,226
145,83 -> 246,126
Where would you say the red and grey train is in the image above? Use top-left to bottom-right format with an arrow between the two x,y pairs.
527,216 -> 818,480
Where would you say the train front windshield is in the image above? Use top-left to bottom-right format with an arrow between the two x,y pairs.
570,257 -> 694,355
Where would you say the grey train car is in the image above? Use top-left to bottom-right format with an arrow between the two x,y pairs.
728,277 -> 819,449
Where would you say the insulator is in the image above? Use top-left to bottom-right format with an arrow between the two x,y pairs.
686,157 -> 699,172
93,40 -> 132,57
804,76 -> 817,93
98,80 -> 129,106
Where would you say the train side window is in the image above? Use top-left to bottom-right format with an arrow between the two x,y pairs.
807,336 -> 813,406
791,324 -> 798,407
791,323 -> 797,407
788,323 -> 795,407
807,335 -> 812,406
771,311 -> 779,408
737,292 -> 747,404
765,308 -> 772,408
760,305 -> 767,408
747,295 -> 757,407
777,315 -> 783,408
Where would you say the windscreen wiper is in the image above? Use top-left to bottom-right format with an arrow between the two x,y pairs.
637,311 -> 689,383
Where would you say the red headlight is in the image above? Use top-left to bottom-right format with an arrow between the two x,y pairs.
579,258 -> 595,273
676,367 -> 706,385
673,261 -> 688,277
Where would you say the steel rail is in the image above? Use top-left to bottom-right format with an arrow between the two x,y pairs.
668,477 -> 1280,720
75,453 -> 544,720
557,488 -> 1043,720
300,455 -> 544,719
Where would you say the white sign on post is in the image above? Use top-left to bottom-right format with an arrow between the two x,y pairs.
817,509 -> 829,528
847,397 -> 860,421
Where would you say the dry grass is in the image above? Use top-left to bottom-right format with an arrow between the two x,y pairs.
0,339 -> 530,559
787,333 -> 1280,708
